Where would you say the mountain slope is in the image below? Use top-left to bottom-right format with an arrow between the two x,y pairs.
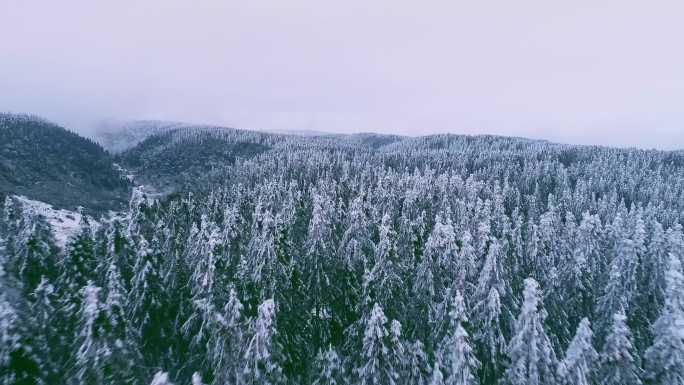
0,114 -> 130,212
118,126 -> 273,192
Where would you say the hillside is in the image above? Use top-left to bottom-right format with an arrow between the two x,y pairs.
117,126 -> 273,192
0,114 -> 130,212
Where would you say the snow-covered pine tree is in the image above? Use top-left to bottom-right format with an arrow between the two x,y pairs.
423,212 -> 459,295
644,254 -> 684,385
242,299 -> 284,385
304,189 -> 337,349
596,214 -> 640,343
14,218 -> 57,295
412,238 -> 437,340
59,217 -> 98,308
240,203 -> 281,304
389,320 -> 407,377
640,220 -> 668,324
102,259 -> 138,383
28,276 -> 59,382
182,215 -> 224,374
439,291 -> 479,385
557,212 -> 593,337
311,346 -> 346,385
209,287 -> 245,385
598,310 -> 642,385
363,214 -> 404,320
502,278 -> 557,385
457,230 -> 477,289
557,318 -> 598,385
0,294 -> 22,385
128,236 -> 170,369
187,215 -> 223,303
430,361 -> 445,385
70,282 -> 110,385
472,287 -> 506,385
339,196 -> 372,274
355,303 -> 402,385
405,340 -> 430,385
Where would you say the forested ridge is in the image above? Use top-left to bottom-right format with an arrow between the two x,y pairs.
1,125 -> 684,385
0,114 -> 130,212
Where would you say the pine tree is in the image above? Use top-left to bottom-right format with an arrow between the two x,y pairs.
597,215 -> 640,342
389,320 -> 407,377
423,213 -> 459,294
28,276 -> 59,382
0,294 -> 22,385
557,318 -> 598,385
430,361 -> 445,385
304,190 -> 336,349
598,311 -> 642,385
311,347 -> 346,385
14,219 -> 57,295
472,287 -> 506,385
644,254 -> 684,385
339,196 -> 372,274
363,214 -> 403,320
102,260 -> 138,383
58,218 -> 98,316
439,291 -> 479,385
128,237 -> 170,368
209,287 -> 244,385
242,299 -> 284,385
240,204 -> 282,303
502,278 -> 557,385
412,249 -> 436,341
458,230 -> 477,287
53,218 -> 99,378
406,340 -> 430,385
182,216 -> 224,374
557,212 -> 593,337
355,303 -> 402,385
70,282 -> 110,385
188,215 -> 223,302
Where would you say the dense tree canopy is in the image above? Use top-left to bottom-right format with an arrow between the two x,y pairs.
1,127 -> 684,384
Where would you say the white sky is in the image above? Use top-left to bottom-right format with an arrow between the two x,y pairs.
1,0 -> 683,149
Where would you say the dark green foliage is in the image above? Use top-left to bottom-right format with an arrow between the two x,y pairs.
118,128 -> 270,192
0,114 -> 130,213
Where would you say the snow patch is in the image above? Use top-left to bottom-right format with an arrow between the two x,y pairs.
113,163 -> 136,183
12,195 -> 99,248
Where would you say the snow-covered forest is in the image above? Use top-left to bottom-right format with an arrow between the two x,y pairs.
2,130 -> 684,385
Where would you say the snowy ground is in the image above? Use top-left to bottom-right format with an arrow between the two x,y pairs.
11,166 -> 155,249
12,195 -> 99,248
113,162 -> 136,183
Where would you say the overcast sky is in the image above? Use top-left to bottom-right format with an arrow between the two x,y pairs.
1,0 -> 683,149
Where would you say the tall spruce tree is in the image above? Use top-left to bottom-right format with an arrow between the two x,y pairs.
644,254 -> 684,385
557,318 -> 598,385
598,311 -> 642,385
502,278 -> 557,385
355,303 -> 403,385
242,299 -> 284,385
439,291 -> 479,385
